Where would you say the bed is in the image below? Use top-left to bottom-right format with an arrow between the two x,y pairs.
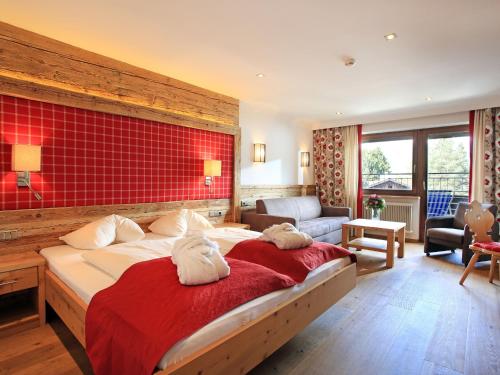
41,228 -> 357,374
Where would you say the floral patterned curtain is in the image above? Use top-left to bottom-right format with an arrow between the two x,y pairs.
471,108 -> 500,221
484,109 -> 500,218
313,128 -> 346,206
313,125 -> 361,216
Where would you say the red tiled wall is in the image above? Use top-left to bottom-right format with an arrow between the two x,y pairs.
0,95 -> 233,210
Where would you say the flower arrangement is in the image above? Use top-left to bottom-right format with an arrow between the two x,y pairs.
365,194 -> 386,220
365,194 -> 386,210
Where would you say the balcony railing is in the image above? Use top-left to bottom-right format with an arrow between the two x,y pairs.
362,172 -> 469,214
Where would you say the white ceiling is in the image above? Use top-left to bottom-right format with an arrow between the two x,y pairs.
2,0 -> 500,126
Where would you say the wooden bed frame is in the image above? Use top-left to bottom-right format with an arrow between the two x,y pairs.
3,200 -> 356,374
45,261 -> 356,374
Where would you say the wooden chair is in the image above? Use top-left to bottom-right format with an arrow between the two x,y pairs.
459,200 -> 500,285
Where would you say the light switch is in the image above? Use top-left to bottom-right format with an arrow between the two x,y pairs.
0,230 -> 20,241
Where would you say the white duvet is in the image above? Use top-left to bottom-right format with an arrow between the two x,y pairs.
82,228 -> 260,280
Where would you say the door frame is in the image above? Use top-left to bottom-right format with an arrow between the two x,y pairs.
362,125 -> 469,242
418,125 -> 469,240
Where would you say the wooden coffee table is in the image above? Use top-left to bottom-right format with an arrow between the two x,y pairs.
341,219 -> 406,268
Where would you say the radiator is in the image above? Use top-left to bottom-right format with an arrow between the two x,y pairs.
363,196 -> 420,239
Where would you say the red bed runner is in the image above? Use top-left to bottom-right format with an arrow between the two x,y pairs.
226,239 -> 356,282
85,257 -> 296,375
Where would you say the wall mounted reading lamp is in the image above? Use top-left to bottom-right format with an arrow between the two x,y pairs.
12,144 -> 42,200
204,159 -> 222,193
300,152 -> 310,167
253,143 -> 266,163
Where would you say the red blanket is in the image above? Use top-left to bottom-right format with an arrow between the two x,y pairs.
227,239 -> 356,282
85,257 -> 296,375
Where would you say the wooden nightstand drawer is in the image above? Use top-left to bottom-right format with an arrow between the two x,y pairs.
0,252 -> 45,338
0,267 -> 38,296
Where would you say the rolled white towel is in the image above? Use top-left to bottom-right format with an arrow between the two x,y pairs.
173,247 -> 219,285
269,230 -> 313,249
209,247 -> 230,279
172,233 -> 230,285
260,222 -> 297,241
260,223 -> 313,250
171,235 -> 217,264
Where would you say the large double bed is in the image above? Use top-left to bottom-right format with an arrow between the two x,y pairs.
40,227 -> 356,374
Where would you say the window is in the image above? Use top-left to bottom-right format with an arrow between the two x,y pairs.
362,138 -> 414,192
427,134 -> 470,216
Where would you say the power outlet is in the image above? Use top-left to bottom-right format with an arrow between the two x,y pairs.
0,230 -> 21,241
208,210 -> 224,218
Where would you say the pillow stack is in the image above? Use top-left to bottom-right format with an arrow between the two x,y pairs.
59,209 -> 214,250
148,209 -> 214,237
59,214 -> 145,250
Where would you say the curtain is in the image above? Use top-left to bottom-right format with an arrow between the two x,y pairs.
313,125 -> 362,218
470,108 -> 500,220
357,125 -> 363,219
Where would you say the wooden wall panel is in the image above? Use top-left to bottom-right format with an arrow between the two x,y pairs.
0,22 -> 239,131
0,200 -> 231,255
0,76 -> 238,135
240,185 -> 316,211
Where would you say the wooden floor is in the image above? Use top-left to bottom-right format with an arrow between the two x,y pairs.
0,243 -> 498,375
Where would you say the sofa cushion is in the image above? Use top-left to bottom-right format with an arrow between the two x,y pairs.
453,203 -> 467,229
256,196 -> 322,222
427,228 -> 464,245
299,216 -> 350,238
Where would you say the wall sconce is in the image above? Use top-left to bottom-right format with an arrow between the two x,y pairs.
12,144 -> 42,200
300,152 -> 310,167
204,160 -> 222,191
253,143 -> 266,163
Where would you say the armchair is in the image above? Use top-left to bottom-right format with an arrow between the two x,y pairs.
424,202 -> 499,265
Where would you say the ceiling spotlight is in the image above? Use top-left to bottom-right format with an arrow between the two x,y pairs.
256,73 -> 265,78
336,111 -> 343,115
384,33 -> 397,41
425,97 -> 432,101
343,57 -> 356,67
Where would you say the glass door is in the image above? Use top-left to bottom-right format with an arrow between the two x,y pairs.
425,131 -> 470,218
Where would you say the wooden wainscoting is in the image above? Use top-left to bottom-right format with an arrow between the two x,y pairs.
240,185 -> 316,211
0,199 -> 231,256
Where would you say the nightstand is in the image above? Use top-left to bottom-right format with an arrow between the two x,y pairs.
214,222 -> 251,230
0,251 -> 45,337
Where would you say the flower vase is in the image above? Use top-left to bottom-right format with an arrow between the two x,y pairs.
371,208 -> 381,221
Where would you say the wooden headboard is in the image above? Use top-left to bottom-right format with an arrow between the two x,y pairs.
0,199 -> 231,255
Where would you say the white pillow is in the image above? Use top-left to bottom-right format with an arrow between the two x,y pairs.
59,215 -> 117,250
187,210 -> 214,231
148,209 -> 189,237
113,215 -> 145,243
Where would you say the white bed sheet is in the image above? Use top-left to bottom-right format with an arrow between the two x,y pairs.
143,227 -> 262,255
41,235 -> 352,370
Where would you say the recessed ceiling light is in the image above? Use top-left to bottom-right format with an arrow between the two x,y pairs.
384,33 -> 397,41
336,111 -> 343,115
256,73 -> 265,78
343,57 -> 356,67
425,97 -> 432,101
